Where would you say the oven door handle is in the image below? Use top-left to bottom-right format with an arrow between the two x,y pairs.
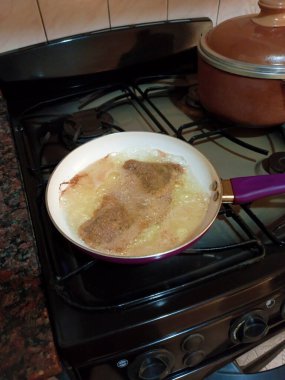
206,361 -> 285,379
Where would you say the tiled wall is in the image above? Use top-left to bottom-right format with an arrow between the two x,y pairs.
109,0 -> 168,27
0,0 -> 261,53
0,0 -> 46,53
168,0 -> 220,25
217,0 -> 259,24
38,0 -> 110,41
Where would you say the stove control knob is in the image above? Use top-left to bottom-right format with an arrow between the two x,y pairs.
128,349 -> 175,380
280,302 -> 285,319
181,333 -> 205,352
184,350 -> 206,367
230,311 -> 269,344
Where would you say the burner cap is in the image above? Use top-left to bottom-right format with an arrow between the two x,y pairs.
62,109 -> 113,149
262,152 -> 285,174
185,85 -> 201,109
174,84 -> 205,120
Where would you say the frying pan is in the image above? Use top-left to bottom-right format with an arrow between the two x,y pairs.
46,132 -> 285,264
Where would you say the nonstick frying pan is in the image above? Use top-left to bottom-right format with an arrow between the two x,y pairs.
46,132 -> 285,264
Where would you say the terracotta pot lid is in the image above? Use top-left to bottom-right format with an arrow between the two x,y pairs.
198,0 -> 285,79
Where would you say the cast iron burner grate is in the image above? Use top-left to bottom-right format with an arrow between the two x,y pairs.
44,201 -> 284,311
19,79 -> 269,166
61,108 -> 115,149
16,75 -> 285,311
261,152 -> 285,174
49,207 -> 266,311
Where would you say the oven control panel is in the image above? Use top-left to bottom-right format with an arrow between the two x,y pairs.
80,291 -> 285,380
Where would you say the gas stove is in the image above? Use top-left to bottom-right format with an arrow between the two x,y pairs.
2,19 -> 285,380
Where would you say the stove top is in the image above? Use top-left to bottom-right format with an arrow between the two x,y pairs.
2,19 -> 285,380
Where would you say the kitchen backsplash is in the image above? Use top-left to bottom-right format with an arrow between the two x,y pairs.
217,0 -> 259,23
168,0 -> 219,24
0,0 -> 261,54
109,0 -> 168,27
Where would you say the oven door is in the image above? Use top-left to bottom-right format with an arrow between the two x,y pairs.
207,332 -> 285,380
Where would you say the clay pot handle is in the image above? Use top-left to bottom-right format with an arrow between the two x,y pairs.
252,0 -> 285,26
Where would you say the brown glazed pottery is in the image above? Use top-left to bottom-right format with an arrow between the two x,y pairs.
198,0 -> 285,127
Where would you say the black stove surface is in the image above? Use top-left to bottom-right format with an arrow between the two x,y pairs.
2,20 -> 285,379
10,75 -> 271,310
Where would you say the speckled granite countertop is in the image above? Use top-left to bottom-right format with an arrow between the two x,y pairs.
0,94 -> 62,380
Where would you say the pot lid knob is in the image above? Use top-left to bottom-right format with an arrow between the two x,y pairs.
253,0 -> 285,26
259,0 -> 285,8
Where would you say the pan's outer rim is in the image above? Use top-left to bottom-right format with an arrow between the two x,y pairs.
45,131 -> 222,262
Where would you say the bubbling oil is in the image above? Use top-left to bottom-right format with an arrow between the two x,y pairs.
60,149 -> 210,256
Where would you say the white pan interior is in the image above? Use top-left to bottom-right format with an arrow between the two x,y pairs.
46,131 -> 222,258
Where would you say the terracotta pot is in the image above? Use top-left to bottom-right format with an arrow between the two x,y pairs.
198,0 -> 285,127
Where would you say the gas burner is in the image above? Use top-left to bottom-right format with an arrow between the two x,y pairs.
185,84 -> 201,109
61,109 -> 114,149
273,220 -> 285,243
172,84 -> 205,120
262,152 -> 285,174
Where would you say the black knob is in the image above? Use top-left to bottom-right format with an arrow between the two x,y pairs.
128,349 -> 175,380
184,351 -> 205,367
230,311 -> 269,344
182,334 -> 205,352
281,302 -> 285,319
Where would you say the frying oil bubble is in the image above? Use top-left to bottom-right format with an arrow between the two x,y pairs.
60,149 -> 210,256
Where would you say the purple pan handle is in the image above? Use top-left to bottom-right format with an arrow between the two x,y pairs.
230,173 -> 285,204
